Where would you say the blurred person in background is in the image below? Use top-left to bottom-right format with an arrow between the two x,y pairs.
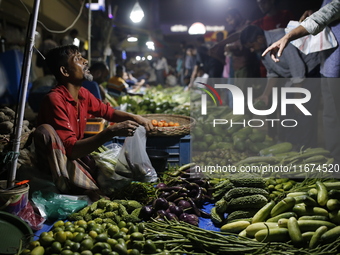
183,45 -> 197,82
207,31 -> 226,78
241,25 -> 320,149
209,9 -> 260,105
252,0 -> 295,30
107,65 -> 130,98
152,51 -> 169,86
251,0 -> 296,138
262,0 -> 340,164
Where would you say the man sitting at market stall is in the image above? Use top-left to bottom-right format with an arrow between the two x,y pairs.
33,45 -> 154,200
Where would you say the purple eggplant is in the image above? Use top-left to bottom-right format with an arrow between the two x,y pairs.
177,200 -> 191,210
168,204 -> 183,217
152,198 -> 169,211
140,205 -> 154,220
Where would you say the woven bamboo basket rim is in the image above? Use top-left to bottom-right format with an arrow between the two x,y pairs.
141,114 -> 196,136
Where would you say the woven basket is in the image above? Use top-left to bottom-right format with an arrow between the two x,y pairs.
142,114 -> 196,136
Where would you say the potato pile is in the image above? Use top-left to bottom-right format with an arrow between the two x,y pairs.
0,106 -> 35,167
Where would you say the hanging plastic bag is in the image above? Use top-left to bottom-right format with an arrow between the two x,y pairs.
93,142 -> 133,194
285,20 -> 337,54
31,191 -> 88,222
115,126 -> 158,183
91,143 -> 122,177
93,126 -> 157,194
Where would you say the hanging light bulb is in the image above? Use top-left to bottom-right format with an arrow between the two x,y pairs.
188,22 -> 206,35
130,1 -> 144,23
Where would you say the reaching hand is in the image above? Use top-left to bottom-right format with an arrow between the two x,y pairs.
133,115 -> 154,132
262,35 -> 290,62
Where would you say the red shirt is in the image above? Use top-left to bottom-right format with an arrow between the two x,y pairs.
37,85 -> 115,157
252,10 -> 295,77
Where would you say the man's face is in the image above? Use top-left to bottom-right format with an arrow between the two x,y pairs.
226,14 -> 236,27
66,51 -> 93,82
226,13 -> 242,29
257,0 -> 274,15
244,37 -> 266,53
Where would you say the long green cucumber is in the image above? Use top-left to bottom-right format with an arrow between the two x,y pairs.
259,142 -> 293,156
288,217 -> 302,245
270,196 -> 295,217
266,212 -> 297,222
309,226 -> 328,249
252,200 -> 276,223
321,225 -> 340,243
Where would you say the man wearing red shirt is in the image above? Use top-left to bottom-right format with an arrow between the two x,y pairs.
252,0 -> 296,77
34,45 -> 153,199
252,0 -> 295,31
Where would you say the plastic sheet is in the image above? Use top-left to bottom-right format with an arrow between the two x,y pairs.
31,191 -> 88,222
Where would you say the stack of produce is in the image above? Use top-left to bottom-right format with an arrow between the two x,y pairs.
119,86 -> 190,116
22,218 -> 150,255
211,175 -> 269,226
141,219 -> 340,254
264,177 -> 297,200
139,163 -> 212,226
0,106 -> 35,168
219,179 -> 340,249
235,144 -> 334,178
67,198 -> 143,224
0,106 -> 33,146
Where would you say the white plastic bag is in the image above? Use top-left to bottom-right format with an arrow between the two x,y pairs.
92,143 -> 122,177
92,143 -> 132,194
116,126 -> 158,183
286,20 -> 338,54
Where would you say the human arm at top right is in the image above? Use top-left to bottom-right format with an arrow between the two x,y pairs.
262,0 -> 340,62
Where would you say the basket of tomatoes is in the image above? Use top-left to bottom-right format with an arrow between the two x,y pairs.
142,114 -> 196,136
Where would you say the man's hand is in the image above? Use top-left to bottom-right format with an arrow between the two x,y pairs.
109,120 -> 140,137
262,35 -> 290,62
262,25 -> 310,62
133,115 -> 154,132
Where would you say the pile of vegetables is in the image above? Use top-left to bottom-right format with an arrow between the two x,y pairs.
109,182 -> 156,205
21,219 -> 152,255
211,175 -> 269,226
68,198 -> 143,224
219,179 -> 340,249
139,163 -> 212,226
234,144 -> 334,178
119,86 -> 190,116
142,219 -> 340,255
0,106 -> 35,168
191,103 -> 272,154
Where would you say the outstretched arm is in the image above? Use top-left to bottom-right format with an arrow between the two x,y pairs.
261,25 -> 309,62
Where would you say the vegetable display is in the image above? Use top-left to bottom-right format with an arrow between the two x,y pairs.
119,86 -> 190,116
222,179 -> 340,249
139,164 -> 212,226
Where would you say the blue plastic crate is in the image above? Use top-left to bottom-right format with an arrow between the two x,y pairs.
112,135 -> 191,167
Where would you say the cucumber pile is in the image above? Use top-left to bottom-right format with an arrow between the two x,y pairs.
220,179 -> 340,249
211,175 -> 269,226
